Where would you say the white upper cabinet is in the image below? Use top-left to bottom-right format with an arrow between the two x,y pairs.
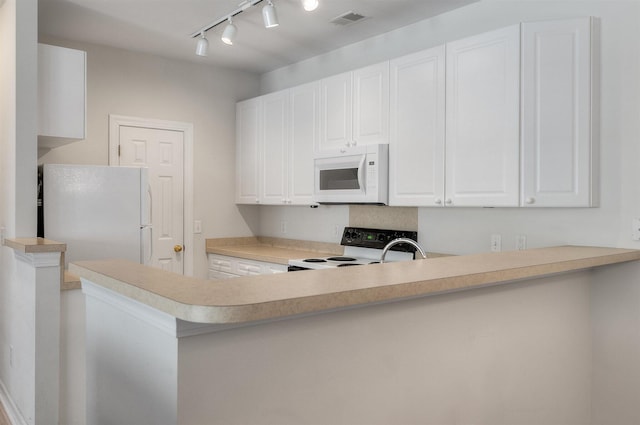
445,25 -> 521,207
521,17 -> 598,207
389,46 -> 446,207
288,82 -> 319,205
318,71 -> 352,151
318,62 -> 389,152
38,44 -> 86,148
352,62 -> 390,147
260,90 -> 289,204
235,98 -> 261,204
236,85 -> 317,205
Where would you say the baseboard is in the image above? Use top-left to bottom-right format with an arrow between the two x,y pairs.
0,379 -> 28,425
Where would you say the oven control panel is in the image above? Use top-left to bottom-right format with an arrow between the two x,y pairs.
340,227 -> 419,252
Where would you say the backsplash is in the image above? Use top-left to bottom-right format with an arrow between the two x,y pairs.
349,205 -> 418,231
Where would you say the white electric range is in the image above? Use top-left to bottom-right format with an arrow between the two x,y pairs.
288,227 -> 419,271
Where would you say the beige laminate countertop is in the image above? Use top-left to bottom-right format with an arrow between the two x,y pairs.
4,237 -> 66,253
205,236 -> 343,264
205,236 -> 447,263
70,246 -> 640,325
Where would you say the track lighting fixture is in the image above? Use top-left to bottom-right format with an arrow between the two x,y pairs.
301,0 -> 319,12
191,0 -> 318,54
195,32 -> 208,56
221,18 -> 237,45
262,1 -> 279,28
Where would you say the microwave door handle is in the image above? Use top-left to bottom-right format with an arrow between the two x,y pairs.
357,155 -> 366,191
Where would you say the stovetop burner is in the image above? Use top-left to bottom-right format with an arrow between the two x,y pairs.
288,227 -> 419,272
327,256 -> 357,262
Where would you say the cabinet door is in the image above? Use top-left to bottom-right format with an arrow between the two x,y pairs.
389,46 -> 446,206
208,270 -> 238,280
262,263 -> 287,274
318,71 -> 352,152
521,18 -> 596,207
260,90 -> 289,204
38,44 -> 86,140
289,82 -> 319,205
445,25 -> 521,207
235,260 -> 263,276
353,62 -> 390,146
235,98 -> 261,204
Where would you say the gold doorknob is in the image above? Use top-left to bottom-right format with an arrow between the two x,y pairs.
174,245 -> 183,253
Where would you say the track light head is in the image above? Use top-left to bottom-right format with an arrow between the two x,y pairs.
195,32 -> 209,56
301,0 -> 319,11
221,18 -> 237,45
262,0 -> 279,28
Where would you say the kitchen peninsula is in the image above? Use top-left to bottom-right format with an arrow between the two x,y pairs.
71,246 -> 640,424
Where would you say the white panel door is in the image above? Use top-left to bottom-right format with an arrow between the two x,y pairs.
236,98 -> 261,204
446,25 -> 521,207
119,126 -> 184,274
289,82 -> 318,205
353,62 -> 390,146
261,90 -> 289,204
389,46 -> 446,206
521,17 -> 595,207
318,71 -> 353,152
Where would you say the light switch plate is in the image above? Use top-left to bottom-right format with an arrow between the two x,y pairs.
632,218 -> 640,241
491,234 -> 502,252
193,220 -> 202,234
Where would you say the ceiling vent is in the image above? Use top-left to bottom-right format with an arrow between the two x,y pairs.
330,11 -> 368,26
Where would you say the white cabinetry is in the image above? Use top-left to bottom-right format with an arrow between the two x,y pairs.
236,84 -> 317,205
521,17 -> 598,207
445,25 -> 521,207
261,90 -> 289,204
207,254 -> 287,279
235,98 -> 261,204
288,82 -> 319,204
38,44 -> 86,148
389,46 -> 446,206
318,62 -> 389,152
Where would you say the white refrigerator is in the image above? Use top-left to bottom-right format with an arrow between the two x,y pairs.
43,164 -> 151,267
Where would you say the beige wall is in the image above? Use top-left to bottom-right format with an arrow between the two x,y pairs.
38,38 -> 262,278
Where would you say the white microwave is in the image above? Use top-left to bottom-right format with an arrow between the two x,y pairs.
313,144 -> 389,205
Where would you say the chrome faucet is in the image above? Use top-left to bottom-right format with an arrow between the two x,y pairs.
380,238 -> 427,263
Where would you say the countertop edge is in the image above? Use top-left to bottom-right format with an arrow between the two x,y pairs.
70,246 -> 640,325
4,237 -> 67,253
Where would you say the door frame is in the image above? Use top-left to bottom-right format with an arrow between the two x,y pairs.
108,114 -> 194,276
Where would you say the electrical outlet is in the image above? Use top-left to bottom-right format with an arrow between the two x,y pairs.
632,218 -> 640,241
334,224 -> 341,237
193,220 -> 202,234
490,234 -> 502,252
516,234 -> 527,251
281,220 -> 287,234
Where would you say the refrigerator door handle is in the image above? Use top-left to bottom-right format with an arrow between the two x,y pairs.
140,224 -> 153,265
145,183 -> 153,226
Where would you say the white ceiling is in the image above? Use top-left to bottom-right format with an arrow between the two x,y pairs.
38,0 -> 477,74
